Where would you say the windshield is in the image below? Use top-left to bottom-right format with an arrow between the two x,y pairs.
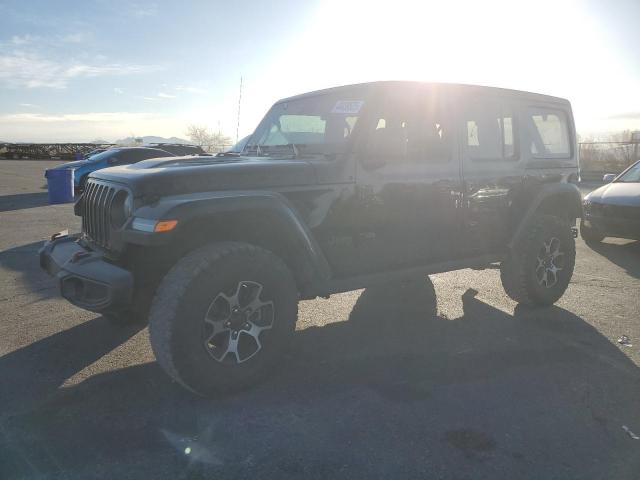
616,161 -> 640,182
245,93 -> 364,156
85,149 -> 118,163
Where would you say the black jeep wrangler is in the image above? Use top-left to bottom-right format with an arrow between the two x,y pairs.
40,81 -> 582,395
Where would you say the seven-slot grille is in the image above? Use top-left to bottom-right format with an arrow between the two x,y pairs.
82,180 -> 117,248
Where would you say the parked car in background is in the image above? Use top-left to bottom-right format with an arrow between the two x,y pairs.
581,160 -> 640,243
83,148 -> 109,159
145,143 -> 205,156
47,147 -> 176,193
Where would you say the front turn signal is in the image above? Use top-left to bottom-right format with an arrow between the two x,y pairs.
154,220 -> 178,232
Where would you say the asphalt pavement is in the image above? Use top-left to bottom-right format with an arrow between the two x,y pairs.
1,160 -> 639,480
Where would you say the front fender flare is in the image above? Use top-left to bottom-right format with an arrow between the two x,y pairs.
126,190 -> 332,286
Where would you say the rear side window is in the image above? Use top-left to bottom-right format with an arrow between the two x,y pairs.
462,101 -> 515,161
527,109 -> 571,158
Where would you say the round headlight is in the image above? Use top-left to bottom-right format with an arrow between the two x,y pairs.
110,190 -> 132,228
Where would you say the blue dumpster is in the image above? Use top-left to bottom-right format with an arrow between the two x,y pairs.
45,168 -> 75,204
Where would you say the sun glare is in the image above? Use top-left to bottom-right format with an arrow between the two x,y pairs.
257,0 -> 640,135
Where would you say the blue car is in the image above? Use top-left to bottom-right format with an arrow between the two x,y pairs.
49,147 -> 175,193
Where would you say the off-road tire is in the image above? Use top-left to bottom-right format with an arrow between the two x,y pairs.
148,242 -> 298,395
580,218 -> 605,244
500,214 -> 576,306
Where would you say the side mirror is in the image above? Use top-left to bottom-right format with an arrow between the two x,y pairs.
603,173 -> 616,183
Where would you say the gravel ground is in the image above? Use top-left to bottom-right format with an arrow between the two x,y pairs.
1,160 -> 639,480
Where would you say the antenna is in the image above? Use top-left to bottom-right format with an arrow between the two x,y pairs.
236,76 -> 243,143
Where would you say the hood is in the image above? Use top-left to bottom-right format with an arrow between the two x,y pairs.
91,155 -> 318,197
586,182 -> 640,207
51,159 -> 87,170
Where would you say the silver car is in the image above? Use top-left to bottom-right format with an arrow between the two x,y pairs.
581,160 -> 640,243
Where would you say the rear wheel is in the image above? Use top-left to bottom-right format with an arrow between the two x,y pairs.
148,242 -> 298,395
580,218 -> 605,244
501,214 -> 575,306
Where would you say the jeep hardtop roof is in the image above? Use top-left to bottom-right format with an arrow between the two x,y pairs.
277,81 -> 570,106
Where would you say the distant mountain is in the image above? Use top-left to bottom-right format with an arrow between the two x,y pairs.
115,135 -> 192,146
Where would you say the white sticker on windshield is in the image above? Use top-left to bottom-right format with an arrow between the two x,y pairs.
331,100 -> 364,114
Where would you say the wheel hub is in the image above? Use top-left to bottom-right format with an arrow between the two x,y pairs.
535,236 -> 565,289
202,281 -> 274,364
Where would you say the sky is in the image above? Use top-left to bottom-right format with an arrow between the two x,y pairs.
1,0 -> 639,143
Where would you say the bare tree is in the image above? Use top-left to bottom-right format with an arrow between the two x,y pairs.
186,125 -> 232,153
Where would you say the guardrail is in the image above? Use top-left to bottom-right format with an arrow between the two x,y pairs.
0,143 -> 236,160
0,143 -> 116,160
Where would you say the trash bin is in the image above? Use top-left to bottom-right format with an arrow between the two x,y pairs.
45,168 -> 75,204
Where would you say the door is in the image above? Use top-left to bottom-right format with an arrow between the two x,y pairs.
352,86 -> 464,274
458,94 -> 525,255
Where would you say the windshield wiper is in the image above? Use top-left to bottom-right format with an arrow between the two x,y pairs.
244,143 -> 309,159
268,143 -> 305,159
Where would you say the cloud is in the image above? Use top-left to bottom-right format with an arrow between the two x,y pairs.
59,32 -> 87,43
157,92 -> 176,98
175,85 -> 208,95
138,96 -> 156,101
1,112 -> 157,123
0,51 -> 163,89
113,87 -> 124,94
18,103 -> 38,108
10,34 -> 38,45
130,2 -> 158,17
608,111 -> 640,120
0,110 -> 181,142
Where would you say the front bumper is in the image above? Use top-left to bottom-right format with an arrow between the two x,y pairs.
39,233 -> 133,313
583,214 -> 640,241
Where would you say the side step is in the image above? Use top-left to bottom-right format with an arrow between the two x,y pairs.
304,254 -> 505,299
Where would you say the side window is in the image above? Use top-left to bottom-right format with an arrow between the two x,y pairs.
527,109 -> 571,158
463,101 -> 516,161
140,150 -> 166,160
366,92 -> 451,164
123,151 -> 145,163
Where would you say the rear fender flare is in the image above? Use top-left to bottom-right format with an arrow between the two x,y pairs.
508,182 -> 582,250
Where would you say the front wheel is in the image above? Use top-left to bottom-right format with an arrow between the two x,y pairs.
500,214 -> 576,306
148,242 -> 298,395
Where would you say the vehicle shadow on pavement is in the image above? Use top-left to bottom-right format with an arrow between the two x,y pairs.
0,192 -> 50,212
0,241 -> 59,303
587,240 -> 640,279
0,317 -> 145,477
2,280 -> 640,479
